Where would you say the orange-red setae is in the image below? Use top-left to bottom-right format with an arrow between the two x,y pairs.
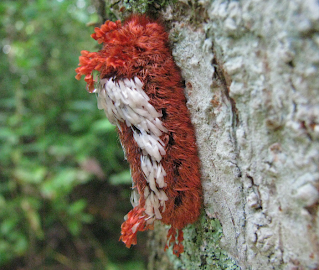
75,14 -> 202,256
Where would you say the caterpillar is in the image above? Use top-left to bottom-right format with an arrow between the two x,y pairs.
75,14 -> 202,256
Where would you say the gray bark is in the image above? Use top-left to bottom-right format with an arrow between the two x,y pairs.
152,0 -> 319,269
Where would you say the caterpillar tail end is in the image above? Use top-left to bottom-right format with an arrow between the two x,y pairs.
119,207 -> 151,248
164,227 -> 184,257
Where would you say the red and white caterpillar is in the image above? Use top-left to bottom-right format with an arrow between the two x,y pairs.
75,15 -> 202,256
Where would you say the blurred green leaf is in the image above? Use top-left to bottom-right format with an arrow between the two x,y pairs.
14,166 -> 47,184
67,220 -> 81,236
68,100 -> 96,111
109,170 -> 132,185
13,234 -> 28,255
1,218 -> 17,235
68,199 -> 87,215
0,0 -> 140,268
91,118 -> 115,133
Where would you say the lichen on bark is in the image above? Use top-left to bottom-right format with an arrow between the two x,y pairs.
168,215 -> 240,270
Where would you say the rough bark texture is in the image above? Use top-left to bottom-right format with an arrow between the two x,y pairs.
151,0 -> 319,269
101,0 -> 319,268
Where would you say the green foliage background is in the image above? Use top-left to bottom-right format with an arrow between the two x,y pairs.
0,0 -> 146,269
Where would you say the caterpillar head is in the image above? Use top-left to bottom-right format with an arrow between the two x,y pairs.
75,15 -> 169,92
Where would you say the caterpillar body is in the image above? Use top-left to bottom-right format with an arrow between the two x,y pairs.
75,15 -> 202,256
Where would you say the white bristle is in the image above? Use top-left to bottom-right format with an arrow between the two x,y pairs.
137,120 -> 148,133
160,200 -> 166,212
161,165 -> 167,176
141,156 -> 149,176
156,167 -> 164,188
154,207 -> 162,219
130,189 -> 140,207
144,186 -> 150,198
146,119 -> 162,137
96,77 -> 170,222
144,197 -> 153,216
132,107 -> 149,118
154,118 -> 168,133
148,169 -> 155,185
146,103 -> 161,118
158,190 -> 168,201
145,156 -> 153,172
131,222 -> 140,233
134,77 -> 143,88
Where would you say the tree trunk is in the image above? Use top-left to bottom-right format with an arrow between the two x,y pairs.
97,0 -> 319,268
148,0 -> 319,269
